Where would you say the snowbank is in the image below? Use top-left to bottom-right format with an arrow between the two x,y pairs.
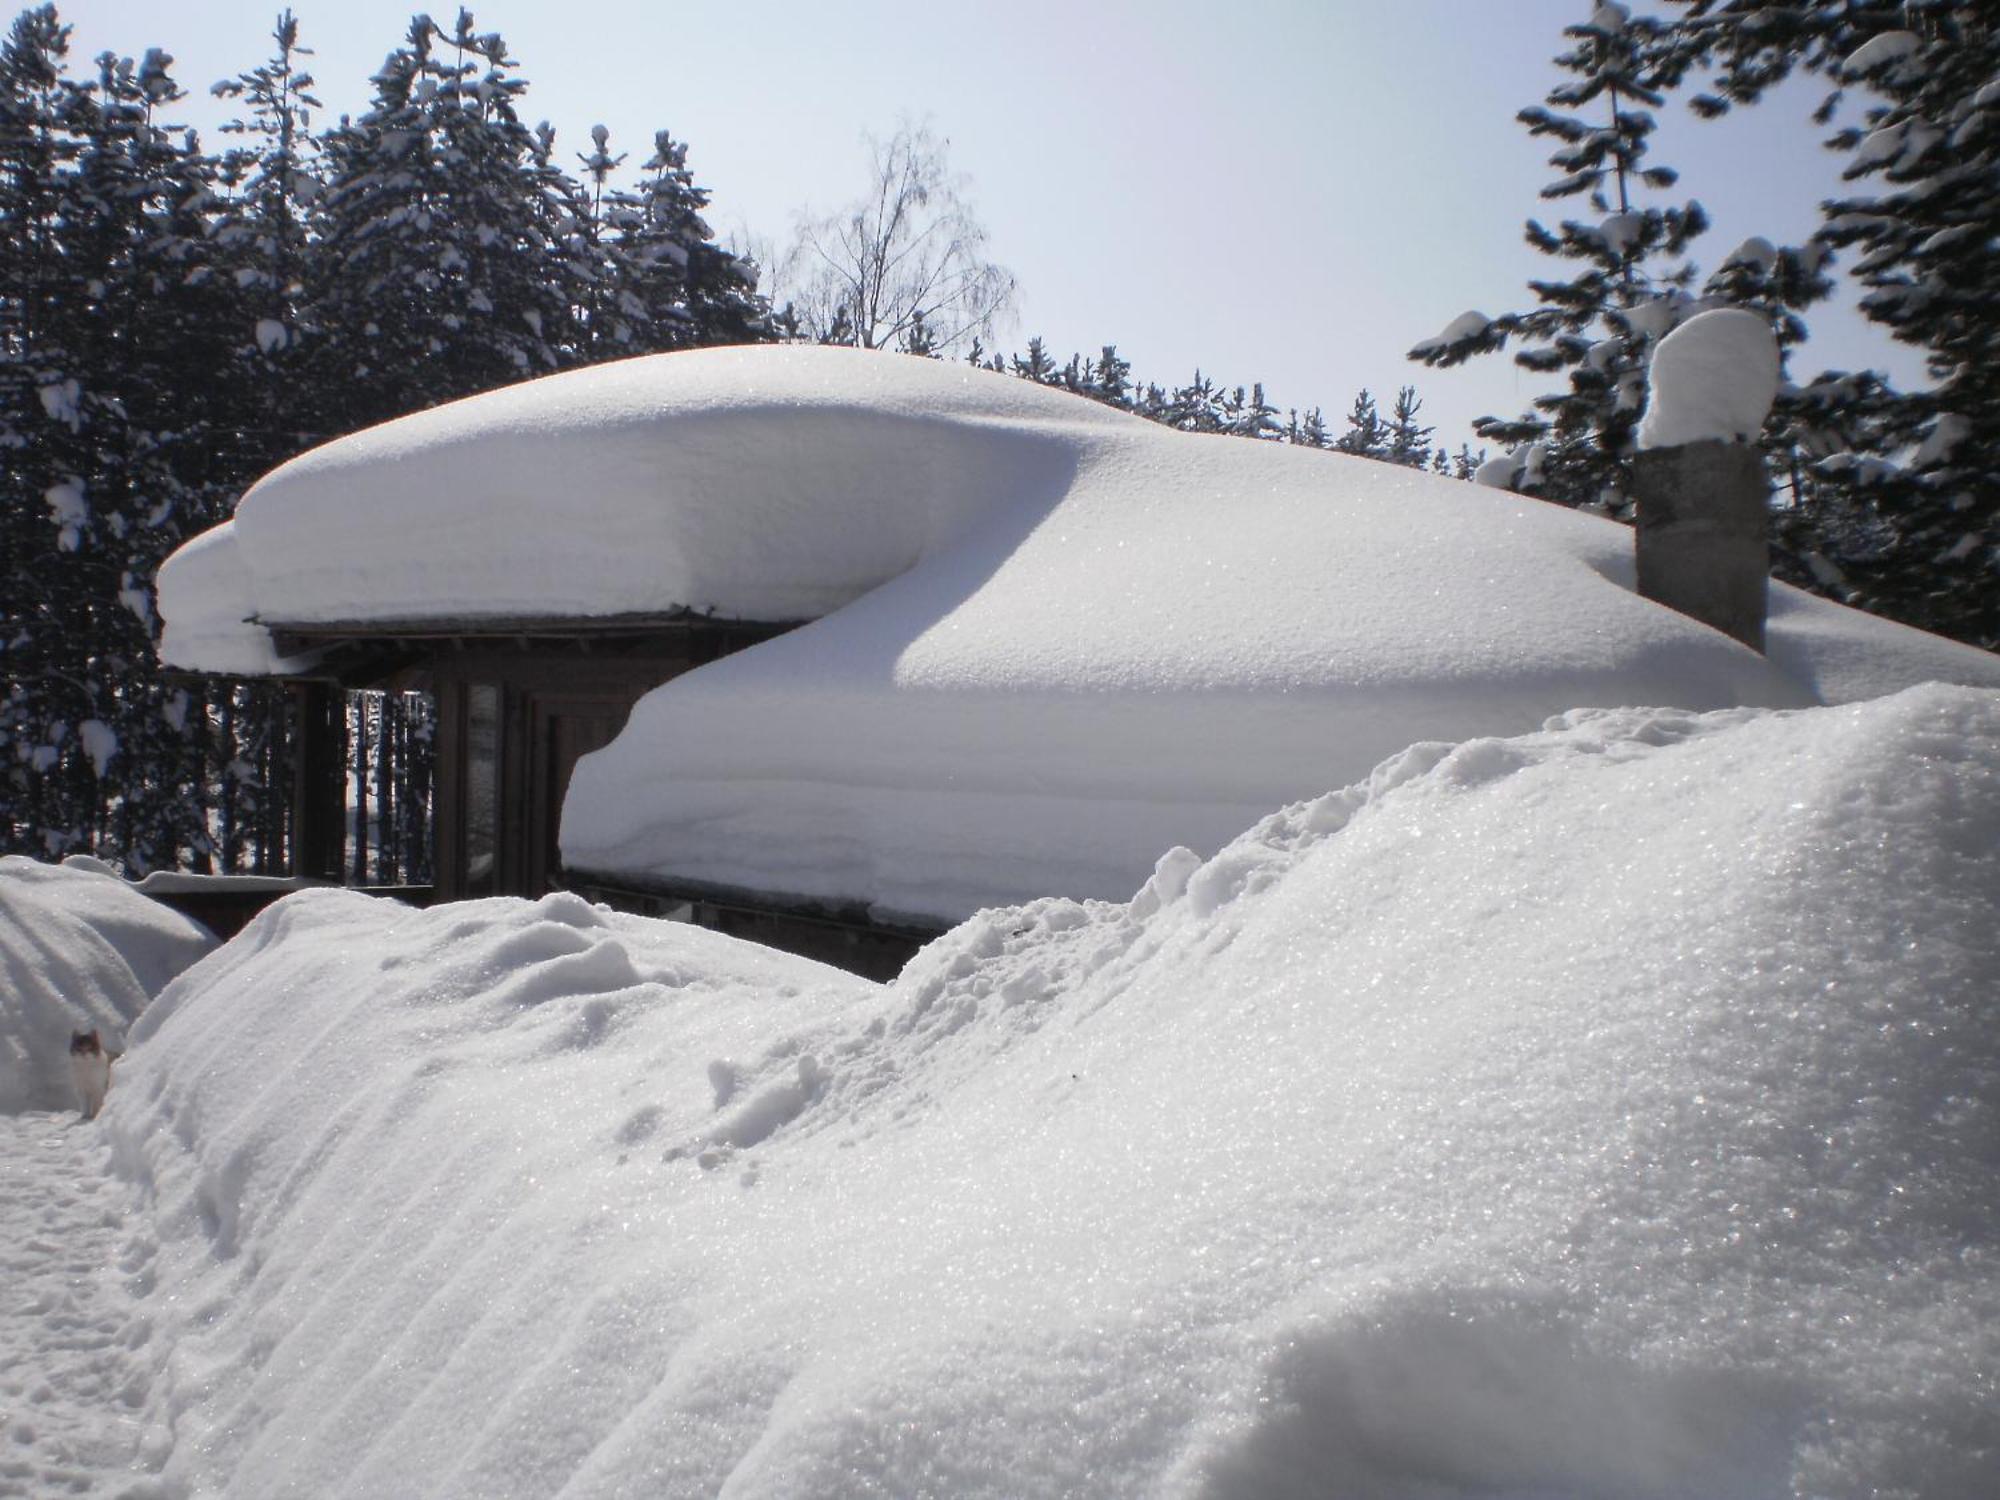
108,685 -> 2000,1497
0,856 -> 215,1113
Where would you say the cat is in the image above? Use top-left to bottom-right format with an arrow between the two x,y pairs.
69,1029 -> 115,1120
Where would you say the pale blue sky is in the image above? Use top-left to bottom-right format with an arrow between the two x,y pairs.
60,0 -> 1920,451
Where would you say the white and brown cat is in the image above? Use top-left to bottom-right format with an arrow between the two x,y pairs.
69,1029 -> 116,1119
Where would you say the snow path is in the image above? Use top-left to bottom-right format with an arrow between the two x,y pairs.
0,1113 -> 166,1500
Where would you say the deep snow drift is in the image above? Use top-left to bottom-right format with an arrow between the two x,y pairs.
0,856 -> 214,1113
102,684 -> 1999,1498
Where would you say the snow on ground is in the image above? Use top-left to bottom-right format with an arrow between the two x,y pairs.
48,683 -> 1995,1498
0,1112 -> 169,1499
0,857 -> 215,1115
1636,309 -> 1780,450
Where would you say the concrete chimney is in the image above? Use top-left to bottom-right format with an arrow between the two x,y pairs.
1631,439 -> 1769,653
1632,309 -> 1778,654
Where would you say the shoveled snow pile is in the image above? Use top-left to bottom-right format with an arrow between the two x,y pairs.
105,684 -> 2000,1498
1637,308 -> 1781,450
0,856 -> 214,1113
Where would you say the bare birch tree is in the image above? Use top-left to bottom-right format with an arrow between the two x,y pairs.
776,121 -> 1015,354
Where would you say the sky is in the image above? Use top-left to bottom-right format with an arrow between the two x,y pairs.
57,0 -> 1925,454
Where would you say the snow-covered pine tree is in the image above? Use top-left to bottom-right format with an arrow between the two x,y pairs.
0,34 -> 233,868
1410,2 -> 1710,513
210,7 -> 321,458
1090,345 -> 1131,407
1166,371 -> 1225,433
1383,386 -> 1435,468
0,5 -> 89,854
310,12 -> 575,429
1011,335 -> 1057,385
1230,382 -> 1283,441
587,125 -> 767,356
1333,389 -> 1388,459
1665,0 -> 1997,646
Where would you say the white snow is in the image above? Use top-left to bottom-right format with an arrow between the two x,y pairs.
1623,294 -> 1683,340
44,479 -> 86,551
561,353 -> 1991,923
1841,30 -> 1921,81
155,524 -> 321,676
1636,308 -> 1780,451
0,856 -> 214,1114
1409,308 -> 1491,355
158,346 -> 1136,642
1718,235 -> 1778,273
156,346 -> 1999,928
1597,211 -> 1645,256
77,718 -> 118,777
31,682 -> 1992,1497
1912,411 -> 1970,469
1587,1 -> 1628,34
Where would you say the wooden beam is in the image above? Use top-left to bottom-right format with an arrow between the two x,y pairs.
290,681 -> 346,881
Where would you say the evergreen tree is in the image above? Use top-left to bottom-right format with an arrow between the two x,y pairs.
1383,385 -> 1434,468
210,9 -> 322,469
1334,389 -> 1388,458
1665,0 -> 1998,646
1230,381 -> 1282,441
1166,370 -> 1224,433
309,12 -> 575,428
1090,344 -> 1131,407
591,126 -> 766,355
1011,334 -> 1056,384
1410,3 -> 1714,512
0,25 -> 231,867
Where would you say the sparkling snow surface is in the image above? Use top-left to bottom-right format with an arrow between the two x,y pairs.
0,856 -> 214,1114
73,685 -> 2000,1498
1636,309 -> 1780,451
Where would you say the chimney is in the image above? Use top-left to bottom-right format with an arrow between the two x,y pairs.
1632,440 -> 1769,653
1631,309 -> 1777,654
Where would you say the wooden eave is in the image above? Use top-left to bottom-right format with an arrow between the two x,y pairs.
266,608 -> 803,659
151,610 -> 806,690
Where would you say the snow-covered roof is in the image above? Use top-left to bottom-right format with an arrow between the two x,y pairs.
156,346 -> 2000,923
156,345 -> 1137,662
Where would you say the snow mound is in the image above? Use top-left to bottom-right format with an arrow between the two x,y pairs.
109,686 -> 2000,1496
0,856 -> 215,1113
1637,308 -> 1780,450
